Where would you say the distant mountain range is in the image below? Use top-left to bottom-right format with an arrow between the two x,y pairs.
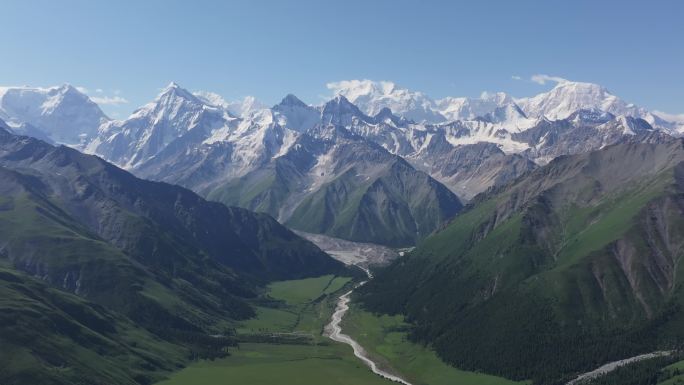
2,80 -> 682,245
0,84 -> 108,145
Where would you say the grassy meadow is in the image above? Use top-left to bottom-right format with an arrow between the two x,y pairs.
157,273 -> 525,385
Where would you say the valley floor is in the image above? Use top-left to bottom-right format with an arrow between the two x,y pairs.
155,273 -> 524,385
156,343 -> 391,385
342,304 -> 527,385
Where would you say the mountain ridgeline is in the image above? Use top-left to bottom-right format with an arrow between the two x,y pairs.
0,123 -> 345,385
124,89 -> 464,247
204,120 -> 462,247
5,81 -> 682,247
360,137 -> 684,384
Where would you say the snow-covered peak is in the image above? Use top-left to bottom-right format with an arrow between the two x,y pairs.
277,94 -> 309,109
0,84 -> 109,146
327,79 -> 445,123
158,82 -> 202,104
327,80 -> 397,103
480,91 -> 515,106
128,82 -> 208,123
193,90 -> 228,108
436,91 -> 520,122
372,107 -> 408,126
483,104 -> 535,131
242,107 -> 275,126
325,94 -> 360,108
273,94 -> 320,132
321,95 -> 372,127
91,82 -> 233,167
153,82 -> 213,111
596,115 -> 654,136
164,81 -> 181,90
194,90 -> 265,118
641,111 -> 684,135
516,81 -> 644,121
226,96 -> 267,117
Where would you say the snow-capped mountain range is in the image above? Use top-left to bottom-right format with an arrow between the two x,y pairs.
0,84 -> 109,145
0,79 -> 680,245
328,79 -> 682,133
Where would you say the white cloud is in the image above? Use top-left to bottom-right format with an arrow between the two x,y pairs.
91,95 -> 129,105
326,79 -> 392,95
530,74 -> 569,85
327,80 -> 357,90
194,90 -> 229,107
69,86 -> 128,106
511,75 -> 522,80
654,110 -> 684,123
326,79 -> 365,93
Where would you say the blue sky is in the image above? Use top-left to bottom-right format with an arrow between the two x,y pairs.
1,0 -> 682,118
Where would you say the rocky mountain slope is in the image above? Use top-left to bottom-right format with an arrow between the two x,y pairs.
205,121 -> 462,247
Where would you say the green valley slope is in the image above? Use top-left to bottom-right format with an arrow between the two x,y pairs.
0,267 -> 186,385
0,123 -> 346,384
360,137 -> 684,384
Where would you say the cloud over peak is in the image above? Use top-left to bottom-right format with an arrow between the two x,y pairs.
530,74 -> 569,85
90,95 -> 129,105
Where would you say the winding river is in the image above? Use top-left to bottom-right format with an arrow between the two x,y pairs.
325,268 -> 414,385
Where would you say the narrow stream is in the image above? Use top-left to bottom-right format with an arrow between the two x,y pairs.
325,268 -> 414,385
566,351 -> 673,385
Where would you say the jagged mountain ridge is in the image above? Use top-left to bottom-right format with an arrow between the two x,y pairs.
205,120 -> 463,246
86,88 -> 463,246
1,80 -> 681,246
114,82 -> 680,196
0,121 -> 341,284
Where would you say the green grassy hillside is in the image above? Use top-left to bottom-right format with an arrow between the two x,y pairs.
0,267 -> 185,385
360,139 -> 684,384
0,126 -> 346,384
